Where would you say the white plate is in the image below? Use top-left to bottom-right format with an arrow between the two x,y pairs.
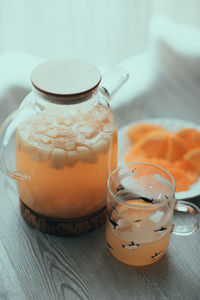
118,118 -> 200,200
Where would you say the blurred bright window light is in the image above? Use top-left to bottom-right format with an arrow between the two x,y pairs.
0,0 -> 200,65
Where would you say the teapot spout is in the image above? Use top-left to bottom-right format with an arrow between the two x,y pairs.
100,64 -> 129,99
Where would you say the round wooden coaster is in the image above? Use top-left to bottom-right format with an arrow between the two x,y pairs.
20,199 -> 106,236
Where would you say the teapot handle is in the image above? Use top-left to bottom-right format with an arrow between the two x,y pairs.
0,104 -> 43,181
100,64 -> 129,99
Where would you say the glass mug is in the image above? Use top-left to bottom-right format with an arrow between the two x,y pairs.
106,162 -> 200,266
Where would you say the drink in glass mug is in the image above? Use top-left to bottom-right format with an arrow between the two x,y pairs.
106,162 -> 200,266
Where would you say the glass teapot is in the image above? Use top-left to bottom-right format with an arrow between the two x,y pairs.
0,58 -> 128,236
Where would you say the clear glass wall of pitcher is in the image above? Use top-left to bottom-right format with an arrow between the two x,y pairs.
0,59 -> 129,236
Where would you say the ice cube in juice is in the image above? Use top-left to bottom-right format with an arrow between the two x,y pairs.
15,103 -> 117,219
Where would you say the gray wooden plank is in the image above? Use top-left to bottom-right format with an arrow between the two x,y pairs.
0,240 -> 26,300
0,50 -> 200,300
0,174 -> 200,300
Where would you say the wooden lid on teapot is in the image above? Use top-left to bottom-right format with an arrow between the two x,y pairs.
31,58 -> 102,102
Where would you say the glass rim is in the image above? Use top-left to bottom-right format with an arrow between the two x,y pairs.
107,162 -> 176,209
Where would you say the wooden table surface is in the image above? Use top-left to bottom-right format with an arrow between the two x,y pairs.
0,55 -> 200,300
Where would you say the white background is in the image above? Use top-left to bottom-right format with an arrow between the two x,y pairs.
0,0 -> 200,65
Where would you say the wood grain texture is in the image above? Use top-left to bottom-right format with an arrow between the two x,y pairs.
0,241 -> 26,300
0,176 -> 200,300
1,51 -> 200,299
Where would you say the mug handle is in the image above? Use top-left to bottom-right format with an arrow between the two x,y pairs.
172,200 -> 200,236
